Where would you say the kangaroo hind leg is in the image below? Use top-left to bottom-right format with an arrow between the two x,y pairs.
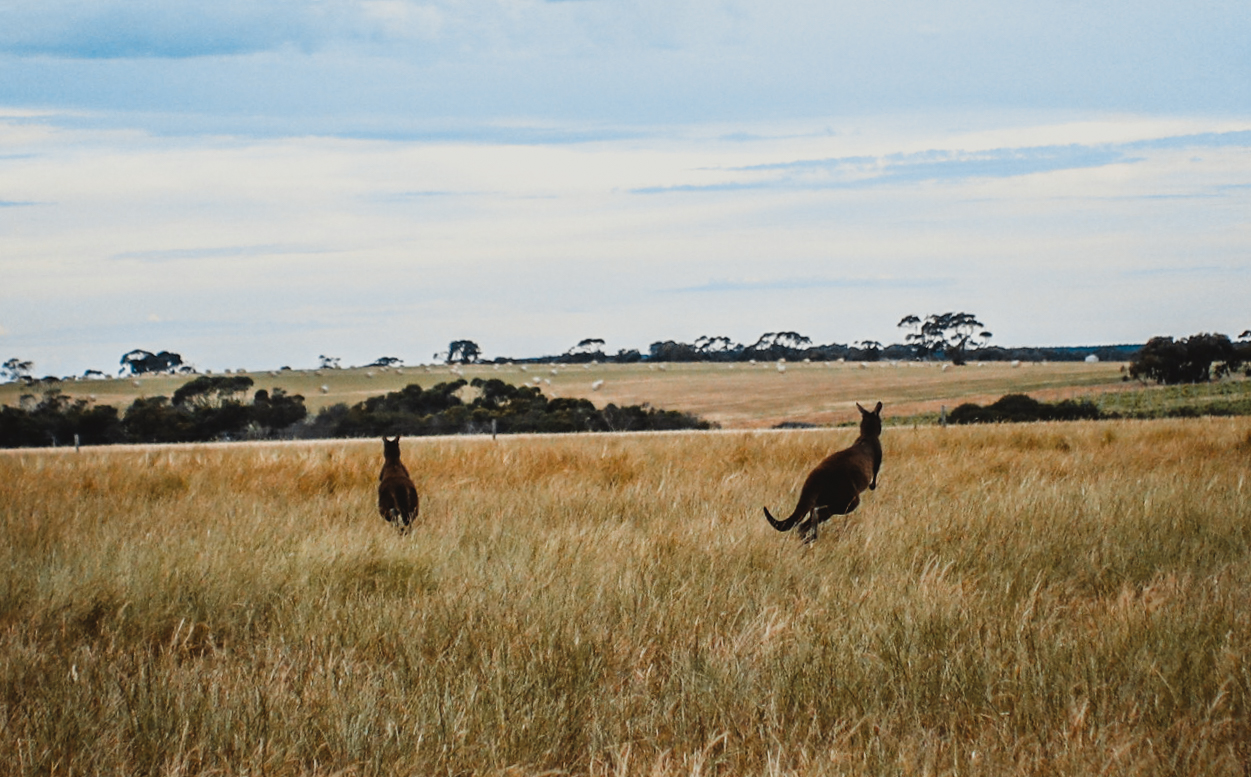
799,506 -> 824,545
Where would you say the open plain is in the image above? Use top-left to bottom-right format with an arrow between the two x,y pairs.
1,359 -> 1140,429
2,403 -> 1250,775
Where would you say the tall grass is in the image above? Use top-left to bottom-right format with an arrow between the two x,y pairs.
1095,378 -> 1251,419
2,419 -> 1250,775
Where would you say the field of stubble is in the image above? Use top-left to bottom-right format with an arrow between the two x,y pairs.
2,418 -> 1250,775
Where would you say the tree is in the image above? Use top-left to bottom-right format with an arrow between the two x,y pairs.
741,332 -> 812,361
855,340 -> 883,361
898,312 -> 992,364
318,355 -> 341,370
0,389 -> 125,447
648,340 -> 698,362
446,340 -> 481,364
694,336 -> 741,360
120,349 -> 185,375
251,388 -> 308,433
751,332 -> 811,351
171,375 -> 255,408
564,338 -> 606,363
1,358 -> 33,382
571,338 -> 605,354
121,397 -> 196,443
1129,333 -> 1243,384
367,356 -> 403,368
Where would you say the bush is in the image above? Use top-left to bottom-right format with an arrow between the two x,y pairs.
949,394 -> 1103,425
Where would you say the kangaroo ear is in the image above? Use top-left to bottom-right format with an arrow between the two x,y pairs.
873,401 -> 883,413
856,402 -> 867,414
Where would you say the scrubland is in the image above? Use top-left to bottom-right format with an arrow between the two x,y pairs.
2,418 -> 1250,775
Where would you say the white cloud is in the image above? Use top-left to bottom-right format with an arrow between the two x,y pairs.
3,110 -> 1250,375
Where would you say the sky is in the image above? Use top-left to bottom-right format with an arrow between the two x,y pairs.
1,0 -> 1249,375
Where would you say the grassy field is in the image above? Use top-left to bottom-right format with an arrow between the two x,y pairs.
3,417 -> 1251,775
1,360 -> 1140,429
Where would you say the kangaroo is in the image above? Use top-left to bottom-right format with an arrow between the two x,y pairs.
763,401 -> 882,544
377,436 -> 419,533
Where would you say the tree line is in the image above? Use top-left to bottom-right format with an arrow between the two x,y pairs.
302,378 -> 712,438
0,376 -> 712,449
0,376 -> 308,448
453,314 -> 1140,366
8,315 -> 1250,387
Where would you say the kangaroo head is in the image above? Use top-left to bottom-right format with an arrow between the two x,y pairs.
856,402 -> 883,438
382,435 -> 402,461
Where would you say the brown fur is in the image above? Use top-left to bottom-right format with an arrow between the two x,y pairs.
763,401 -> 882,543
377,436 -> 419,532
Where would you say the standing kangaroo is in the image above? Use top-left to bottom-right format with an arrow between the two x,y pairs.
763,401 -> 883,544
378,436 -> 419,533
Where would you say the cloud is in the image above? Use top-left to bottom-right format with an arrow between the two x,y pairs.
1,0 -> 1246,124
1127,129 -> 1251,151
671,276 -> 955,294
4,108 -> 1251,374
1121,264 -> 1249,278
109,244 -> 330,263
634,130 -> 1251,194
0,1 -> 347,59
633,145 -> 1133,194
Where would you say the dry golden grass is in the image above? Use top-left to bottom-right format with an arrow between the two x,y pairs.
2,418 -> 1250,775
1,360 -> 1132,428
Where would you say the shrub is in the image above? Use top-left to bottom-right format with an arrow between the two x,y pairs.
949,394 -> 1103,424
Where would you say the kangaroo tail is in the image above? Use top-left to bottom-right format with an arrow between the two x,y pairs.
763,501 -> 807,532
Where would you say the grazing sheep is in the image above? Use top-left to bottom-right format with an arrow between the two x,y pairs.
377,436 -> 419,533
763,401 -> 883,544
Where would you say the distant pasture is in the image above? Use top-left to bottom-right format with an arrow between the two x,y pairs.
0,360 -> 1134,429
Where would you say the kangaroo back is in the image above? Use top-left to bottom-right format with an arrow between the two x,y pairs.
378,436 -> 420,531
763,401 -> 883,543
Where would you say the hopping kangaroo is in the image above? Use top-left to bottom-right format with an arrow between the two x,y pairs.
763,401 -> 883,544
377,436 -> 419,532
